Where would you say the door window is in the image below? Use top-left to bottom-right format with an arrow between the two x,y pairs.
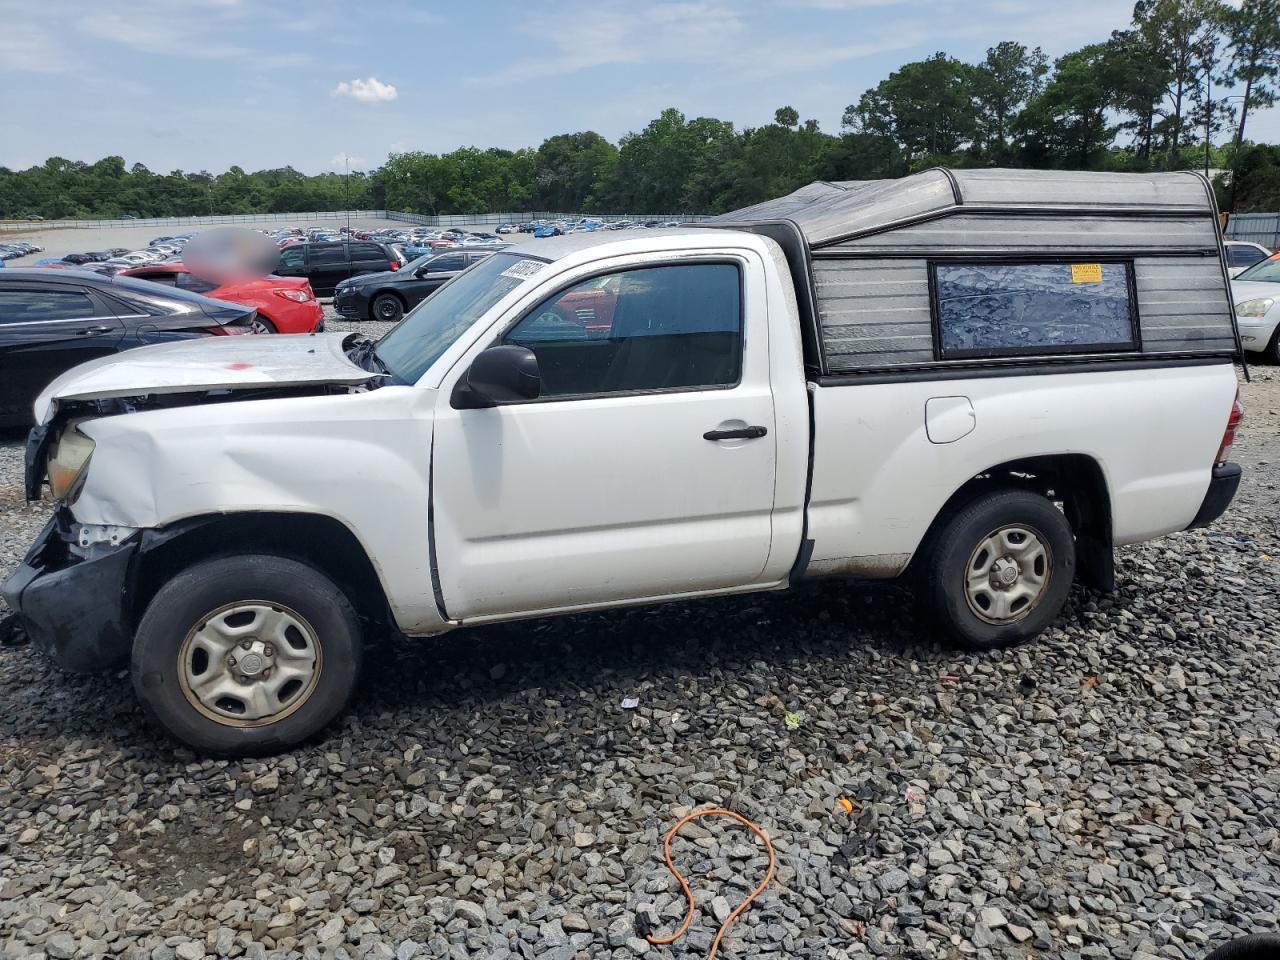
0,289 -> 98,323
427,254 -> 466,273
308,244 -> 348,265
1227,244 -> 1267,268
278,246 -> 305,269
504,263 -> 742,397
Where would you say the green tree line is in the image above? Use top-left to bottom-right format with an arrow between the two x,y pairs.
2,0 -> 1277,221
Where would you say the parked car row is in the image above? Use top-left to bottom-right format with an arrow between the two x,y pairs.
515,217 -> 681,238
0,240 -> 45,262
52,234 -> 196,275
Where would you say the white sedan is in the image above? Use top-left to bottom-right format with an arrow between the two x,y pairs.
1232,254 -> 1280,360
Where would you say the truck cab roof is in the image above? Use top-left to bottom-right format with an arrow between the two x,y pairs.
520,227 -> 738,262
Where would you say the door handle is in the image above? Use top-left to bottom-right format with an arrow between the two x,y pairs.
704,425 -> 768,441
77,325 -> 114,335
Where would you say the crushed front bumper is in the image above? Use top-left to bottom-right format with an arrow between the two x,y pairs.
0,511 -> 139,671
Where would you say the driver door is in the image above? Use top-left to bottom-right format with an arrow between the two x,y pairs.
430,256 -> 777,621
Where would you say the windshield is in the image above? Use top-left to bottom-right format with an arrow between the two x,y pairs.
1236,255 -> 1280,283
374,253 -> 545,383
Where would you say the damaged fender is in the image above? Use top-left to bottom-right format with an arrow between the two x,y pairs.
44,384 -> 448,638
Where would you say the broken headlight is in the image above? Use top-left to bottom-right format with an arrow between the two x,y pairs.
47,426 -> 95,501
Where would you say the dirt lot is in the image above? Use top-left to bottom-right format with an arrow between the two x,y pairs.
0,366 -> 1278,960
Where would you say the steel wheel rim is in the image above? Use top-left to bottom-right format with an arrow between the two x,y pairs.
964,524 -> 1052,625
376,298 -> 399,320
177,601 -> 323,727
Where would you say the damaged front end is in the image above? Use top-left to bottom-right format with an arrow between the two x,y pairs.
7,331 -> 396,670
0,510 -> 141,671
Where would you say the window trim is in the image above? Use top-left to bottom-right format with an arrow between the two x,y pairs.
487,257 -> 749,405
928,256 -> 1142,362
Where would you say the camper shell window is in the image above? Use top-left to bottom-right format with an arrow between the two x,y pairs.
931,260 -> 1139,360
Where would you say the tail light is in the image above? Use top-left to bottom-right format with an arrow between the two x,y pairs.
388,261 -> 398,271
276,288 -> 312,302
1216,392 -> 1244,465
206,310 -> 258,336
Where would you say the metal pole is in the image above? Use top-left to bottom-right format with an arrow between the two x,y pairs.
345,157 -> 351,234
1204,67 -> 1211,180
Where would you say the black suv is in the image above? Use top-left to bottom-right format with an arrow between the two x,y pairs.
333,250 -> 497,322
274,241 -> 407,297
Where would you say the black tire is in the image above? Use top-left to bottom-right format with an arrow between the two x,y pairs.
131,555 -> 362,756
371,293 -> 404,323
926,489 -> 1075,650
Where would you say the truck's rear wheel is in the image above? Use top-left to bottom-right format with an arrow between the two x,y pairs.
926,489 -> 1075,650
131,555 -> 362,756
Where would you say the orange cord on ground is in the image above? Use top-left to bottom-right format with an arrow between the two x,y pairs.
646,808 -> 776,960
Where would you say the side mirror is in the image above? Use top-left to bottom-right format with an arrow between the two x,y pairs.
452,345 -> 541,409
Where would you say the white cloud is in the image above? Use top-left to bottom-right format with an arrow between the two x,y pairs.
332,77 -> 399,103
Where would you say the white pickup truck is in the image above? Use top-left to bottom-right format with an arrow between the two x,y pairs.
2,168 -> 1245,755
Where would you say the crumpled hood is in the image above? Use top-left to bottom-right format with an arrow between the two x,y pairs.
35,332 -> 378,423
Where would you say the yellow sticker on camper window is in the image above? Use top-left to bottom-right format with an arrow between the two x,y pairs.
1071,263 -> 1103,283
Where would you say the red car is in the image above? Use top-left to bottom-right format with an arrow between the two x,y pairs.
552,274 -> 621,337
122,264 -> 323,334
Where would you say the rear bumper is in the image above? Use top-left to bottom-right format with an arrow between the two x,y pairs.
1187,462 -> 1243,529
274,300 -> 325,334
0,512 -> 138,671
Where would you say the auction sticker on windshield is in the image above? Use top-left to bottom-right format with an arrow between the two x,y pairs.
499,259 -> 545,281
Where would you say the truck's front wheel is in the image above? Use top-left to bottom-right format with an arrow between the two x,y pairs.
926,489 -> 1075,650
132,555 -> 362,756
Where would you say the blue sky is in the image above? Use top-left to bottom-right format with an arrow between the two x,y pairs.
1,0 -> 1275,174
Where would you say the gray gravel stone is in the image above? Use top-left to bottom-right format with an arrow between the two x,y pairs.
1,366 -> 1279,960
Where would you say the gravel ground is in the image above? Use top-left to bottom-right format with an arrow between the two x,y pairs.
0,363 -> 1278,960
